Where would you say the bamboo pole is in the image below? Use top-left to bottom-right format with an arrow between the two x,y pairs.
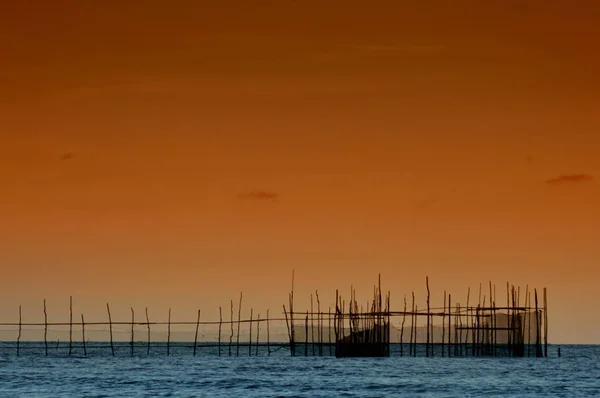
44,299 -> 48,356
230,300 -> 234,357
81,313 -> 87,356
454,303 -> 459,356
304,312 -> 308,356
506,282 -> 511,355
328,306 -> 332,356
17,305 -> 21,356
534,289 -> 540,357
167,308 -> 171,356
489,281 -> 494,356
236,293 -> 242,357
107,303 -> 114,356
256,313 -> 260,356
145,307 -> 151,356
316,291 -> 322,356
448,293 -> 452,357
311,294 -> 315,356
249,309 -> 253,357
409,292 -> 415,356
426,277 -> 430,357
442,290 -> 446,357
283,304 -> 291,352
400,295 -> 406,357
414,304 -> 418,357
544,287 -> 548,358
194,309 -> 200,356
465,288 -> 470,355
528,291 -> 532,357
290,270 -> 295,356
218,306 -> 222,357
69,296 -> 73,356
267,309 -> 271,356
130,308 -> 135,357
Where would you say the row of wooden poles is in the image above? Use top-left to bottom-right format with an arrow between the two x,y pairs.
389,278 -> 549,357
281,276 -> 549,357
3,277 -> 549,358
4,294 -> 289,357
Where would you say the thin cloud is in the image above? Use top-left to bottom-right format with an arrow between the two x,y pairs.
545,174 -> 594,185
355,45 -> 445,54
237,191 -> 279,201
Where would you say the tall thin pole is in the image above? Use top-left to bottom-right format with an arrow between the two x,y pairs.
448,293 -> 452,357
400,295 -> 406,357
528,291 -> 532,357
130,308 -> 135,357
194,309 -> 200,356
230,300 -> 234,356
107,303 -> 114,356
167,308 -> 171,356
249,308 -> 253,357
145,307 -> 151,356
426,277 -> 430,357
69,296 -> 73,356
256,313 -> 260,356
442,290 -> 446,357
409,292 -> 415,356
267,309 -> 271,356
311,294 -> 315,356
218,306 -> 222,357
81,313 -> 87,356
44,299 -> 48,356
236,293 -> 242,356
17,305 -> 21,357
414,304 -> 418,357
544,287 -> 548,358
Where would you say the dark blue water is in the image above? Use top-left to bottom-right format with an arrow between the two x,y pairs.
1,344 -> 599,397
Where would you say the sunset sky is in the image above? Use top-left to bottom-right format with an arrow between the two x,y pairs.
1,1 -> 599,343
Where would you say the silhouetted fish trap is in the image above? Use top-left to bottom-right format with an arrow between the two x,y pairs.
1,275 -> 549,358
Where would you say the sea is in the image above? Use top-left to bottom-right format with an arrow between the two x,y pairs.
1,344 -> 599,397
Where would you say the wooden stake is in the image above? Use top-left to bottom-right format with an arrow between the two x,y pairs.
316,291 -> 322,356
44,299 -> 48,356
236,292 -> 242,357
167,308 -> 171,356
107,303 -> 114,356
304,312 -> 308,356
328,306 -> 332,356
442,290 -> 446,357
218,306 -> 222,357
414,304 -> 418,357
69,296 -> 73,356
400,295 -> 406,357
249,309 -> 253,357
130,308 -> 134,357
465,287 -> 470,355
256,313 -> 260,356
528,291 -> 532,357
535,289 -> 540,357
283,304 -> 291,350
17,305 -> 21,356
544,287 -> 548,358
267,309 -> 271,356
145,307 -> 151,356
311,294 -> 315,356
426,277 -> 430,357
81,313 -> 87,356
448,293 -> 452,357
194,309 -> 200,356
230,300 -> 234,356
409,292 -> 415,356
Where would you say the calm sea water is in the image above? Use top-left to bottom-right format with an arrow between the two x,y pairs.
1,344 -> 599,397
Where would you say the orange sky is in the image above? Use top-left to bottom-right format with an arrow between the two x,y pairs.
1,1 -> 599,343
